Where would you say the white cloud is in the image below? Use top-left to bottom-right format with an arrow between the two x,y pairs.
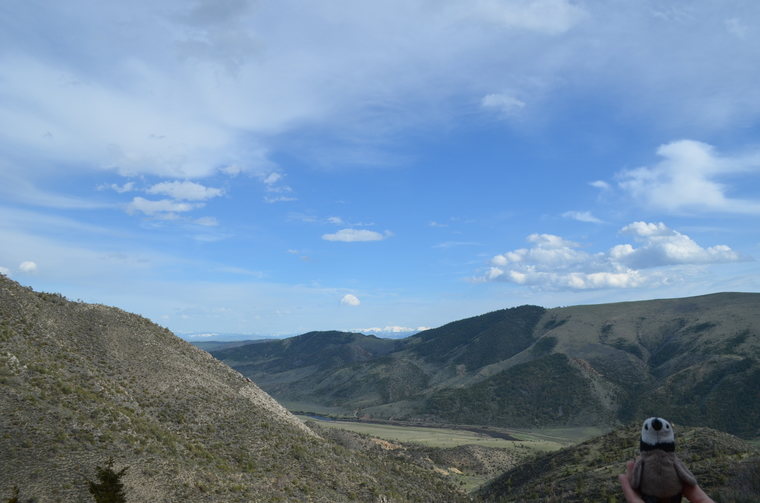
262,172 -> 282,185
322,229 -> 391,242
264,195 -> 298,203
19,261 -> 38,273
482,222 -> 744,290
618,140 -> 760,214
126,197 -> 200,216
194,216 -> 219,227
5,1 -> 760,210
590,180 -> 611,191
615,221 -> 742,269
98,181 -> 136,193
562,210 -> 603,223
147,181 -> 223,201
341,294 -> 361,306
467,0 -> 586,35
0,266 -> 10,276
481,93 -> 526,115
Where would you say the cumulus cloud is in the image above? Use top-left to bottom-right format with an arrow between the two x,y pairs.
0,266 -> 10,276
19,261 -> 38,273
126,197 -> 199,216
614,222 -> 741,269
341,294 -> 361,306
322,229 -> 391,242
618,140 -> 760,214
562,210 -> 603,223
147,181 -> 223,201
482,222 -> 744,290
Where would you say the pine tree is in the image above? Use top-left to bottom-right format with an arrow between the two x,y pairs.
88,458 -> 128,503
5,487 -> 19,503
4,487 -> 33,503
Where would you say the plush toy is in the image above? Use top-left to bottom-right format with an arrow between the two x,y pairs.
628,417 -> 697,503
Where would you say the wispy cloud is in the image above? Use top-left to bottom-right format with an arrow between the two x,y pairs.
481,222 -> 745,290
481,93 -> 526,115
617,140 -> 760,214
147,181 -> 224,201
562,211 -> 603,224
126,197 -> 201,216
322,229 -> 392,242
434,241 -> 481,249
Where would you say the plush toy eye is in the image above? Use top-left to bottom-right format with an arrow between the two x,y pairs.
645,424 -> 649,430
666,424 -> 670,429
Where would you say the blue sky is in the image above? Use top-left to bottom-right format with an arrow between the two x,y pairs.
2,0 -> 760,337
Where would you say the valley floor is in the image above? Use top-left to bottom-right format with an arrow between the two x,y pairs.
298,413 -> 609,492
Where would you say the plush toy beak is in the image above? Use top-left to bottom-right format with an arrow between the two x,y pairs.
652,418 -> 663,431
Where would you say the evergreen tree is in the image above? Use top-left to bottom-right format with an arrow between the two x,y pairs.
4,487 -> 33,503
5,487 -> 19,503
88,458 -> 128,503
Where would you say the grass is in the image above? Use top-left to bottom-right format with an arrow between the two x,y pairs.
297,416 -> 599,451
506,425 -> 609,446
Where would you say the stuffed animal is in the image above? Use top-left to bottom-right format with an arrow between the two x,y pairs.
628,417 -> 697,503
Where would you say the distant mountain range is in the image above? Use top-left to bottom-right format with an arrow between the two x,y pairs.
210,293 -> 760,438
180,332 -> 280,342
0,276 -> 466,502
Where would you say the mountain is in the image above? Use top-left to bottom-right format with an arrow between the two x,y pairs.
0,276 -> 467,502
477,423 -> 760,502
211,294 -> 760,438
189,339 -> 273,352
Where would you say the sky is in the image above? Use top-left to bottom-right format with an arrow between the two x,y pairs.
2,0 -> 760,338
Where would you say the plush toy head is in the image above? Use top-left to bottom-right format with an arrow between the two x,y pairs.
640,416 -> 675,452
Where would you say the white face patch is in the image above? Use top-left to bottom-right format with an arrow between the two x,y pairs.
641,417 -> 675,446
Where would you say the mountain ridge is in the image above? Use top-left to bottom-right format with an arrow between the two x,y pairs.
211,292 -> 760,438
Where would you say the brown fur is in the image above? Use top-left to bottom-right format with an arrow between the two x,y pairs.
629,450 -> 697,499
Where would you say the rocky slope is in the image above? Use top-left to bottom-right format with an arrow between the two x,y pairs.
0,276 -> 467,502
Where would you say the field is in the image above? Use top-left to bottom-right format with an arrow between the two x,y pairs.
298,415 -> 605,451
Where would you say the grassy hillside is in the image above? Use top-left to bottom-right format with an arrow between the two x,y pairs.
212,293 -> 760,438
478,423 -> 760,502
0,276 -> 468,502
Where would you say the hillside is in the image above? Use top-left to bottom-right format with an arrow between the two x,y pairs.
478,423 -> 760,502
211,293 -> 760,437
0,276 -> 468,502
